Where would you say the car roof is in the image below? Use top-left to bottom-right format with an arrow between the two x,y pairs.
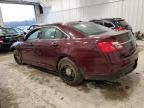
29,21 -> 86,39
103,18 -> 124,21
90,18 -> 124,22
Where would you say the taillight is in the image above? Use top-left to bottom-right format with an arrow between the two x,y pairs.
98,41 -> 123,53
0,39 -> 3,43
0,37 -> 4,43
115,27 -> 125,31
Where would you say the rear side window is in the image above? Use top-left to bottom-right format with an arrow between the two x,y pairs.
55,29 -> 65,39
72,22 -> 111,36
41,28 -> 56,39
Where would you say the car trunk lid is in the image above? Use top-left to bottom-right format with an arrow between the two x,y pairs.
90,30 -> 137,63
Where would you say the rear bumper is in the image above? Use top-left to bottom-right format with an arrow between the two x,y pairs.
82,50 -> 138,80
84,59 -> 137,80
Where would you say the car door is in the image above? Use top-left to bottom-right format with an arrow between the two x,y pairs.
21,29 -> 41,63
34,27 -> 67,70
31,27 -> 56,69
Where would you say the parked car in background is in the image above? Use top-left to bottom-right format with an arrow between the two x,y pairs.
0,27 -> 23,50
12,27 -> 26,35
90,18 -> 133,32
12,22 -> 138,86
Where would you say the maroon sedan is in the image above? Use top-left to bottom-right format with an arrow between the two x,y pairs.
13,22 -> 138,86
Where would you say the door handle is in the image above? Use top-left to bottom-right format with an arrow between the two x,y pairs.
52,42 -> 58,47
28,42 -> 33,46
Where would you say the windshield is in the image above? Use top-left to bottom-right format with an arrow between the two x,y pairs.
71,22 -> 111,35
3,28 -> 18,34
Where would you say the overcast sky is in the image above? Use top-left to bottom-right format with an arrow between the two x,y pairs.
0,3 -> 36,22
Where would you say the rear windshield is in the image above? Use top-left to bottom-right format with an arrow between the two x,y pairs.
116,20 -> 129,27
71,22 -> 111,36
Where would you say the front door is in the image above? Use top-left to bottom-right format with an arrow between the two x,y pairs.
21,29 -> 41,63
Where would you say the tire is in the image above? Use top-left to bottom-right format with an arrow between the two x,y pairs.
14,50 -> 23,65
58,57 -> 83,86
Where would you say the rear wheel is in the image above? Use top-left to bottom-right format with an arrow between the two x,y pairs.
58,58 -> 83,86
14,50 -> 23,65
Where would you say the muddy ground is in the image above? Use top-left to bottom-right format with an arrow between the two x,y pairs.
0,41 -> 144,108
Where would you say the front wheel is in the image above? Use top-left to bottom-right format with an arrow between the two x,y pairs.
14,50 -> 23,65
58,58 -> 83,86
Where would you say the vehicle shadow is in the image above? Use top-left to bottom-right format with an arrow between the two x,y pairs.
28,64 -> 141,101
22,65 -> 60,85
26,64 -> 141,101
78,72 -> 140,101
9,62 -> 141,101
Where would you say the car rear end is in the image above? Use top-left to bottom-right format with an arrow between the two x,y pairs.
0,28 -> 22,50
0,34 -> 20,50
91,31 -> 138,80
112,18 -> 132,32
68,22 -> 138,80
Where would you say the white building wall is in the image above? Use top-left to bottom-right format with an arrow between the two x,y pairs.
37,0 -> 144,32
0,7 -> 4,27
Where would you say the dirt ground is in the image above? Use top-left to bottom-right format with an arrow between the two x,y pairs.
0,41 -> 144,108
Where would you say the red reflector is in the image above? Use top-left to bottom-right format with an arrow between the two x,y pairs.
98,41 -> 123,53
115,27 -> 125,31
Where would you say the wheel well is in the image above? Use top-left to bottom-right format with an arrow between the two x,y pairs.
56,56 -> 67,70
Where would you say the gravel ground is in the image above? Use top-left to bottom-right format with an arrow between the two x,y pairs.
0,41 -> 143,108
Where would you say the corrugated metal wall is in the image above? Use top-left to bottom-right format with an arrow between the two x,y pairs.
38,0 -> 144,32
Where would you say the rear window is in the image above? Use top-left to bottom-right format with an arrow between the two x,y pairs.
71,22 -> 111,36
116,20 -> 129,27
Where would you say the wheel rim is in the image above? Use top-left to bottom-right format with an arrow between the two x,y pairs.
60,64 -> 76,81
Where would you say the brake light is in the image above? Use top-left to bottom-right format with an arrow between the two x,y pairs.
98,41 -> 123,53
0,39 -> 3,43
0,37 -> 4,43
115,27 -> 125,31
